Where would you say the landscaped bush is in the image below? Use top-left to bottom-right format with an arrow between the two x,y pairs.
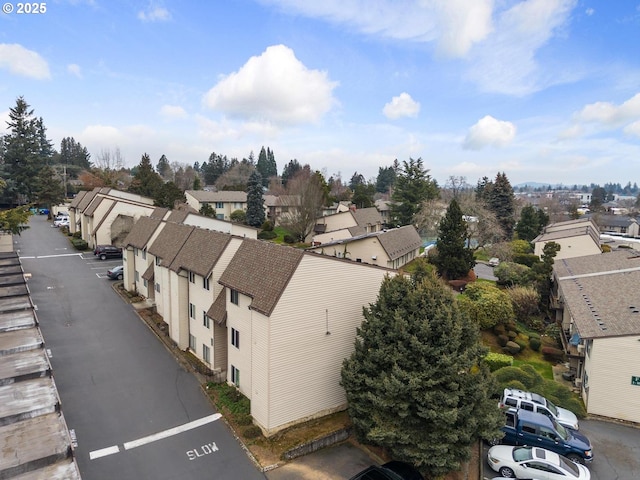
507,330 -> 517,340
528,332 -> 541,340
497,334 -> 509,347
514,338 -> 528,351
257,230 -> 277,240
504,341 -> 521,355
243,425 -> 262,439
493,324 -> 506,335
283,234 -> 296,244
261,220 -> 274,232
73,231 -> 82,239
457,283 -> 514,330
70,238 -> 88,250
484,352 -> 514,372
529,337 -> 541,351
544,323 -> 562,346
494,366 -> 538,387
541,346 -> 565,363
235,413 -> 253,426
513,253 -> 540,268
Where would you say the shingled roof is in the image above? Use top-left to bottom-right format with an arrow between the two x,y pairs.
69,190 -> 88,209
150,207 -> 169,219
75,188 -> 100,213
169,228 -> 232,277
555,250 -> 640,339
123,217 -> 163,249
219,239 -> 304,316
186,190 -> 247,203
207,289 -> 227,326
352,207 -> 383,227
378,225 -> 422,260
166,207 -> 192,224
148,223 -> 194,267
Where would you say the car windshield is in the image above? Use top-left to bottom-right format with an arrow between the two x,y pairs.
545,399 -> 559,416
558,455 -> 580,476
512,446 -> 533,462
551,418 -> 569,440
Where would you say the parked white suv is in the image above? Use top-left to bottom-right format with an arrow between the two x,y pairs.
499,388 -> 579,430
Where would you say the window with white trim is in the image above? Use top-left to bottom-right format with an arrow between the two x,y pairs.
231,365 -> 240,387
189,303 -> 195,319
203,311 -> 210,328
231,328 -> 239,348
230,289 -> 239,305
203,275 -> 210,290
189,334 -> 196,351
203,344 -> 210,364
189,271 -> 195,283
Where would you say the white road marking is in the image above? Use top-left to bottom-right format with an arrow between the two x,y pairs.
20,253 -> 83,259
89,445 -> 120,460
123,414 -> 222,451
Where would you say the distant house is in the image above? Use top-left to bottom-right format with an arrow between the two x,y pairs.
310,207 -> 384,244
374,199 -> 392,226
552,250 -> 640,424
218,239 -> 394,436
533,218 -> 601,260
593,214 -> 639,237
263,194 -> 301,226
184,190 -> 247,220
307,225 -> 422,269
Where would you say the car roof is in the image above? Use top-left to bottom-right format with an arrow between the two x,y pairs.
531,446 -> 562,465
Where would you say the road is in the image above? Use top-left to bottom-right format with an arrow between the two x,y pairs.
17,215 -> 265,480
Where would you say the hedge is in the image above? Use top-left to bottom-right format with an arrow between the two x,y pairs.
484,352 -> 514,372
71,238 -> 88,251
541,346 -> 565,363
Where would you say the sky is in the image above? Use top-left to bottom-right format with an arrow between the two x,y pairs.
1,0 -> 639,187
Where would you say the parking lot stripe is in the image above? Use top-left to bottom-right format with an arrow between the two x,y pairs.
123,413 -> 222,451
89,445 -> 120,460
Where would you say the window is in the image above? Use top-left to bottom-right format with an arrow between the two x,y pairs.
143,279 -> 147,288
230,289 -> 239,305
231,328 -> 239,348
215,202 -> 224,209
142,249 -> 146,260
203,311 -> 210,328
521,401 -> 534,411
135,271 -> 139,282
155,283 -> 160,293
189,271 -> 195,283
134,248 -> 139,256
231,365 -> 240,387
189,303 -> 195,319
203,275 -> 210,290
189,334 -> 196,351
203,344 -> 210,364
505,398 -> 517,407
155,257 -> 161,266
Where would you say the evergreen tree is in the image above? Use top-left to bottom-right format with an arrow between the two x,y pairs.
34,165 -> 65,213
589,186 -> 607,211
256,146 -> 277,187
128,153 -> 163,199
432,198 -> 475,280
390,158 -> 439,226
246,170 -> 265,227
349,171 -> 366,190
155,181 -> 185,208
480,172 -> 515,241
375,165 -> 396,193
202,152 -> 229,185
342,271 -> 503,478
156,154 -> 172,179
281,159 -> 302,188
1,97 -> 50,204
515,205 -> 544,242
59,137 -> 91,169
351,182 -> 375,209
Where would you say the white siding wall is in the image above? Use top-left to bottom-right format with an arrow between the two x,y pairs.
94,203 -> 154,246
188,273 -> 215,366
312,229 -> 353,245
583,335 -> 640,423
156,265 -> 171,321
320,212 -> 356,232
534,236 -> 600,260
255,256 -> 392,434
169,271 -> 189,350
227,290 -> 253,398
182,214 -> 258,239
123,248 -> 136,291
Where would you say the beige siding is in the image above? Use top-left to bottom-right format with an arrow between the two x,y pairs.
250,308 -> 269,430
169,271 -> 190,350
184,191 -> 201,211
213,322 -> 227,373
583,336 -> 640,423
182,214 -> 258,239
312,229 -> 353,245
94,203 -> 154,247
256,256 -> 392,434
188,273 -> 215,366
318,211 -> 357,232
123,249 -> 136,291
534,236 -> 600,260
227,290 -> 253,398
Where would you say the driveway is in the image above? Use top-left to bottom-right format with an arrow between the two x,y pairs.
17,216 -> 265,480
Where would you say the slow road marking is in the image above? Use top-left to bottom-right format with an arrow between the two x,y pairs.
89,413 -> 222,460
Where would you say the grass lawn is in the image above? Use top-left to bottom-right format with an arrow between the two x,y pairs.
513,358 -> 554,380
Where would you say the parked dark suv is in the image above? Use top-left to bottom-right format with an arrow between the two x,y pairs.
94,245 -> 123,260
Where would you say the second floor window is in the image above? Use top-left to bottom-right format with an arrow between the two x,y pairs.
231,328 -> 239,348
203,275 -> 210,290
230,289 -> 239,305
189,271 -> 195,283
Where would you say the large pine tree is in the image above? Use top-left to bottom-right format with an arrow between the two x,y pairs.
128,153 -> 163,199
390,158 -> 439,226
342,271 -> 503,478
256,146 -> 277,187
246,170 -> 265,227
432,198 -> 475,280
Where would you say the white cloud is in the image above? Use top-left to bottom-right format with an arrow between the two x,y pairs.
203,44 -> 338,125
382,92 -> 420,119
67,64 -> 82,78
585,8 -> 594,16
0,43 -> 50,79
576,93 -> 640,126
463,115 -> 516,150
624,120 -> 640,137
160,104 -> 188,120
138,3 -> 171,22
466,0 -> 577,95
259,0 -> 493,57
557,124 -> 583,140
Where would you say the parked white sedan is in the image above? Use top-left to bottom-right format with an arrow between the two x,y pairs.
488,445 -> 590,479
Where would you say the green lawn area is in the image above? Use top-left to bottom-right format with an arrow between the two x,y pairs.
513,358 -> 554,380
272,226 -> 290,244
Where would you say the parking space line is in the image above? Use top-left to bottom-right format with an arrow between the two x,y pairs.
123,413 -> 222,451
89,445 -> 120,460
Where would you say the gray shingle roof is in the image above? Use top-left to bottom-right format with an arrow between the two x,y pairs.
207,289 -> 227,326
219,239 -> 304,316
555,250 -> 640,338
150,207 -> 169,219
186,190 -> 247,203
351,207 -> 383,227
166,208 -> 190,224
83,196 -> 107,217
142,263 -> 155,281
597,215 -> 637,228
69,190 -> 87,209
75,188 -> 100,213
148,223 -> 194,267
378,225 -> 422,260
169,228 -> 232,276
123,217 -> 163,249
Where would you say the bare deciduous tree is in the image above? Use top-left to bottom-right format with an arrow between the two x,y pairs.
278,169 -> 325,242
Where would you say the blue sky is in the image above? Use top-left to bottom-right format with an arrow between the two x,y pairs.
1,0 -> 639,187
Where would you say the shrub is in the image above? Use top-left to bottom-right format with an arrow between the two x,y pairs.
73,231 -> 82,239
261,220 -> 274,232
508,286 -> 540,323
544,323 -> 562,346
497,334 -> 509,347
513,253 -> 540,268
504,341 -> 521,355
528,332 -> 540,340
601,244 -> 611,253
529,337 -> 541,351
494,366 -> 537,387
70,238 -> 88,251
493,324 -> 506,335
283,234 -> 296,244
514,338 -> 528,351
257,230 -> 277,240
243,425 -> 262,439
235,414 -> 253,426
507,331 -> 517,340
541,346 -> 565,363
484,352 -> 514,372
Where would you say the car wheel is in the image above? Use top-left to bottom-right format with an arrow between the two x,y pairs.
566,453 -> 584,465
100,254 -> 107,260
499,466 -> 515,478
117,274 -> 123,280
